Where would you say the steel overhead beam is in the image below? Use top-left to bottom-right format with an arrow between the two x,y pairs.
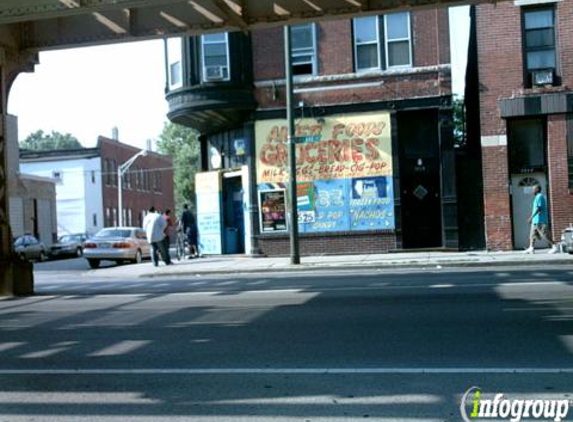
0,1 -> 187,25
0,0 -> 479,50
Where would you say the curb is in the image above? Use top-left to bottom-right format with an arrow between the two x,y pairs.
139,257 -> 573,278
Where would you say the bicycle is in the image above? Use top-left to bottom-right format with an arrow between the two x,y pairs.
175,228 -> 188,261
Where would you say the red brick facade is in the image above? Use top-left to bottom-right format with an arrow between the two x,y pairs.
99,137 -> 174,228
547,114 -> 573,238
252,10 -> 451,111
476,1 -> 573,250
258,231 -> 397,257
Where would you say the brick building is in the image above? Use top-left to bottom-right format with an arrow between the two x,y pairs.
21,136 -> 174,235
470,1 -> 573,250
99,136 -> 174,228
164,9 -> 458,256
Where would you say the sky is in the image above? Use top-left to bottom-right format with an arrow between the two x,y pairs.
9,39 -> 168,149
8,6 -> 470,149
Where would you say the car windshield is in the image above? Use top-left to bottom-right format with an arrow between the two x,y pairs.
94,229 -> 132,238
59,235 -> 77,243
14,237 -> 25,247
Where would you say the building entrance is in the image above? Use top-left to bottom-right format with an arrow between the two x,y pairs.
222,175 -> 245,254
398,110 -> 443,249
508,118 -> 549,250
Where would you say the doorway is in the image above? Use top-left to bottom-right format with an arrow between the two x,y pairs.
222,175 -> 245,254
397,110 -> 443,249
510,173 -> 548,249
508,118 -> 548,249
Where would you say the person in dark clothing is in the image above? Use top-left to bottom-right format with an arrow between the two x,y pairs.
180,204 -> 198,258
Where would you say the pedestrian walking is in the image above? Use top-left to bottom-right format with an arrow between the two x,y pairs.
143,206 -> 172,266
525,185 -> 559,254
180,204 -> 199,258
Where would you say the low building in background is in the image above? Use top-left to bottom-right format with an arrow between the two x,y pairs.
6,115 -> 57,247
20,135 -> 174,236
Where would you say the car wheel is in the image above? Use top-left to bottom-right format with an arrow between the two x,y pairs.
76,247 -> 83,257
133,249 -> 143,264
88,259 -> 100,269
39,251 -> 48,262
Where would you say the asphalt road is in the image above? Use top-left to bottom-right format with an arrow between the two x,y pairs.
2,262 -> 573,421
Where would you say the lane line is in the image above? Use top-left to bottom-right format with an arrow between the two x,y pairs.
1,368 -> 573,375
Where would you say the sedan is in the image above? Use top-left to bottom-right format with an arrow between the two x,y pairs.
83,227 -> 151,269
14,234 -> 48,262
49,233 -> 87,259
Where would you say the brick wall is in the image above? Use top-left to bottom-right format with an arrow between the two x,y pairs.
258,232 -> 397,256
547,114 -> 573,240
254,70 -> 447,109
251,9 -> 450,81
477,0 -> 573,250
413,8 -> 450,67
481,145 -> 512,250
318,19 -> 353,76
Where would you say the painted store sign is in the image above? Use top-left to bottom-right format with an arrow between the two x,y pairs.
256,112 -> 395,233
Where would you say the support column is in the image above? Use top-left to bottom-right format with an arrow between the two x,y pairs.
0,47 -> 35,296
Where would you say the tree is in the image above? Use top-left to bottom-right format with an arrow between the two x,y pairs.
20,130 -> 83,151
155,122 -> 200,213
452,96 -> 467,149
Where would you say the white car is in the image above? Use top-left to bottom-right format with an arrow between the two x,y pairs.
83,227 -> 151,269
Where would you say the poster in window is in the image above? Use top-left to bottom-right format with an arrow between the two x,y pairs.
259,190 -> 288,233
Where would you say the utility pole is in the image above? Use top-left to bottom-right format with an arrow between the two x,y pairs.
284,25 -> 300,265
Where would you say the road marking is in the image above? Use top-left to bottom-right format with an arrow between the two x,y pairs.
1,368 -> 573,375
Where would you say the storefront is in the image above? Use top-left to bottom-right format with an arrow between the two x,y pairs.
195,104 -> 457,256
256,111 -> 395,237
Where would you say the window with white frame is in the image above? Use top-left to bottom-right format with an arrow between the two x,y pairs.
291,23 -> 317,76
354,16 -> 380,72
384,12 -> 412,68
201,33 -> 230,82
523,7 -> 557,87
166,37 -> 183,89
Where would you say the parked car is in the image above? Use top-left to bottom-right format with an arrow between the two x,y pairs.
49,233 -> 87,258
83,227 -> 151,269
14,234 -> 48,262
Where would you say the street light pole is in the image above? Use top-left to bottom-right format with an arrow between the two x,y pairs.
117,149 -> 147,227
284,25 -> 300,265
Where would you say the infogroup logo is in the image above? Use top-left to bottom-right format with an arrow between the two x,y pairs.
461,387 -> 570,422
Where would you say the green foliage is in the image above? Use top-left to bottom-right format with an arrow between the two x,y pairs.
155,122 -> 200,213
453,96 -> 467,149
20,130 -> 83,151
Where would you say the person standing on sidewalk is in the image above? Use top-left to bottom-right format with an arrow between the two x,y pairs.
163,209 -> 175,257
525,185 -> 559,254
143,206 -> 172,266
180,204 -> 199,258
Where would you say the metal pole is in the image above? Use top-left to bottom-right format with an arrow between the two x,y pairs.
118,168 -> 123,227
284,25 -> 300,265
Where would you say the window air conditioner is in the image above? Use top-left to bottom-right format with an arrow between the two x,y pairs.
205,66 -> 225,81
531,69 -> 554,86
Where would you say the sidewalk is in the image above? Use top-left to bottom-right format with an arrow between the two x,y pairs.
87,248 -> 573,279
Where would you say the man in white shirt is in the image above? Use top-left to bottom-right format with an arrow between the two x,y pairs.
143,206 -> 171,266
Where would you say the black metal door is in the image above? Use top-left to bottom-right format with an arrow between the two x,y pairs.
398,110 -> 443,249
